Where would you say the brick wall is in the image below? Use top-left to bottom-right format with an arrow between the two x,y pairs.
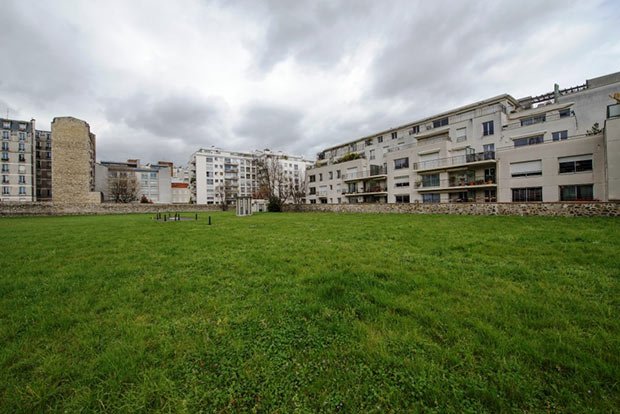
283,202 -> 619,217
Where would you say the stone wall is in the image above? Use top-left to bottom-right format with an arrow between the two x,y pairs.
283,202 -> 620,217
0,203 -> 222,217
51,117 -> 100,203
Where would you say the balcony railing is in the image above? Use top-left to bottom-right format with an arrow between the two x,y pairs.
416,177 -> 496,190
413,151 -> 495,171
342,165 -> 387,180
344,185 -> 387,195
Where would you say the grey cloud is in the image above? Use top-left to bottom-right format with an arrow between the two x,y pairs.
367,0 -> 581,105
0,2 -> 93,103
223,0 -> 380,71
233,103 -> 305,153
104,92 -> 228,146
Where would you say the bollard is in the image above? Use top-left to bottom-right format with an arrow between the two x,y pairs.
164,215 -> 167,222
195,213 -> 198,221
208,216 -> 211,225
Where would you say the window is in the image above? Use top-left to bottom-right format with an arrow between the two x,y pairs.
2,152 -> 9,161
46,152 -> 51,159
2,186 -> 9,195
329,171 -> 333,180
377,135 -> 383,143
395,195 -> 410,203
18,175 -> 25,184
2,175 -> 8,183
552,130 -> 568,141
422,193 -> 440,203
514,135 -> 544,148
560,184 -> 593,201
2,131 -> 8,140
484,189 -> 497,202
510,160 -> 542,177
1,142 -> 8,151
483,143 -> 495,153
309,187 -> 316,195
512,187 -> 542,202
482,120 -> 494,136
369,149 -> 375,160
394,157 -> 409,170
19,186 -> 26,195
433,117 -> 448,128
422,174 -> 440,187
456,127 -> 467,143
150,172 -> 157,179
559,155 -> 592,173
19,132 -> 25,141
395,182 -> 410,187
319,173 -> 323,181
141,173 -> 148,179
309,175 -> 316,183
391,132 -> 398,139
2,121 -> 10,129
206,179 -> 213,185
336,170 -> 341,179
559,108 -> 571,118
1,164 -> 8,172
520,115 -> 546,126
309,199 -> 316,204
206,157 -> 213,162
410,125 -> 420,135
18,154 -> 25,162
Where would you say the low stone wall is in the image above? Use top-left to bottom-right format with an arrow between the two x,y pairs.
283,202 -> 620,217
0,202 -> 222,217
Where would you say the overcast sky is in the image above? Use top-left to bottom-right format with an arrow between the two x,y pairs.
1,0 -> 618,165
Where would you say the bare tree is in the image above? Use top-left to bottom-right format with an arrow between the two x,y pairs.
289,178 -> 306,205
216,182 -> 228,211
255,155 -> 292,211
109,174 -> 139,203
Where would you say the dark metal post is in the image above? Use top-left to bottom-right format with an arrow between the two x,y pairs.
208,216 -> 211,225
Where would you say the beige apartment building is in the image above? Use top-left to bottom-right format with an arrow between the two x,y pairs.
51,117 -> 100,203
306,72 -> 620,204
96,159 -> 173,203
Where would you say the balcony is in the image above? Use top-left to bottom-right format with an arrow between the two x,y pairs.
413,151 -> 495,172
416,176 -> 496,192
343,185 -> 387,196
342,165 -> 387,181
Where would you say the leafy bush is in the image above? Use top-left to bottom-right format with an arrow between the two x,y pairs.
267,195 -> 283,212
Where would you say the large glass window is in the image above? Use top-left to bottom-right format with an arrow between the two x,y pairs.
433,117 -> 448,128
394,157 -> 409,170
560,185 -> 593,201
422,193 -> 440,203
552,130 -> 568,141
421,174 -> 440,187
520,115 -> 546,126
559,155 -> 592,173
512,187 -> 542,202
395,195 -> 410,203
482,120 -> 494,136
514,135 -> 544,148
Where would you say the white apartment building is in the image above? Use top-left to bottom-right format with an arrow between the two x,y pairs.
191,147 -> 313,205
306,72 -> 620,204
1,118 -> 35,202
97,159 -> 172,203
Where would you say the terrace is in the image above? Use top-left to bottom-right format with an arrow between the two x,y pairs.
413,150 -> 496,172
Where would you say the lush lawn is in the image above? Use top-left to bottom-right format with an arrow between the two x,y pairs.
0,212 -> 618,413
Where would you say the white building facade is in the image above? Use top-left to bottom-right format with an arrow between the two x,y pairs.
306,72 -> 620,204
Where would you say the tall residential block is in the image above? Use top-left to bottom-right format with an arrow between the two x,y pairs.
51,117 -> 100,203
306,71 -> 620,204
96,159 -> 173,203
0,118 -> 35,202
190,147 -> 313,205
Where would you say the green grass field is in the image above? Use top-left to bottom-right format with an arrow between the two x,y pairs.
0,212 -> 618,413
